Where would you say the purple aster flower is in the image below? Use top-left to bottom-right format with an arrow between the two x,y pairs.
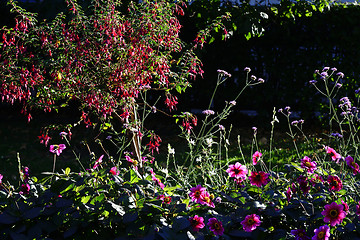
336,72 -> 344,78
202,109 -> 215,115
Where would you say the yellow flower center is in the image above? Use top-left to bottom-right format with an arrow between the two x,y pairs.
195,191 -> 201,197
318,232 -> 324,238
305,161 -> 312,167
214,222 -> 220,230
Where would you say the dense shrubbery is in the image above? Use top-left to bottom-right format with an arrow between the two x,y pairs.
1,1 -> 360,240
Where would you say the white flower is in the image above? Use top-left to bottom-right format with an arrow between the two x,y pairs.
189,139 -> 195,145
196,156 -> 202,162
168,144 -> 175,155
205,138 -> 214,147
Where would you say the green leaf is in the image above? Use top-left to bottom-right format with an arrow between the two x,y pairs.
244,32 -> 251,41
176,85 -> 182,93
208,37 -> 215,44
81,195 -> 91,204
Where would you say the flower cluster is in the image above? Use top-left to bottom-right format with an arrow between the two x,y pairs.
189,185 -> 215,208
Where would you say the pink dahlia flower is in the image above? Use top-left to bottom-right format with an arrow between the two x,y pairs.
226,162 -> 248,179
189,185 -> 206,204
249,171 -> 270,187
189,215 -> 205,232
321,202 -> 346,226
241,214 -> 261,232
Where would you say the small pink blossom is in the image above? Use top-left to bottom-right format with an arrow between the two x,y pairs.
38,133 -> 51,146
241,214 -> 261,232
157,195 -> 172,205
19,183 -> 30,195
207,218 -> 224,236
324,146 -> 341,162
321,202 -> 346,226
252,151 -> 262,165
92,155 -> 104,169
125,155 -> 138,171
49,144 -> 66,156
150,168 -> 165,189
109,166 -> 119,176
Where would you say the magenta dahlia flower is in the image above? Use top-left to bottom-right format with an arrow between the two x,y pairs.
327,175 -> 342,192
345,155 -> 359,175
189,215 -> 205,232
252,151 -> 262,165
301,156 -> 317,173
249,171 -> 270,187
189,185 -> 206,204
226,162 -> 248,179
312,225 -> 330,240
241,214 -> 261,232
321,202 -> 346,226
207,218 -> 224,236
324,146 -> 341,162
291,229 -> 310,240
